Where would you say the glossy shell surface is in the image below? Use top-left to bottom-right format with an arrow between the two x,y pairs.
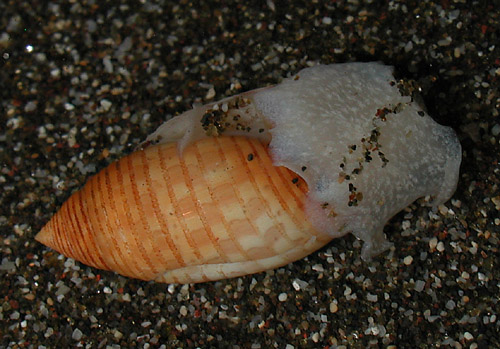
36,136 -> 331,283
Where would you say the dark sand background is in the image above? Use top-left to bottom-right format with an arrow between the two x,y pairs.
1,1 -> 499,347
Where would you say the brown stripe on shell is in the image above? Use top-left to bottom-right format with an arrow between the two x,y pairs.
141,145 -> 186,268
179,139 -> 229,263
97,164 -> 136,276
112,157 -> 156,278
75,187 -> 109,269
264,158 -> 312,238
156,141 -> 204,263
65,191 -> 93,266
192,138 -> 251,262
212,136 -> 263,261
232,137 -> 294,251
125,150 -> 161,276
50,205 -> 67,258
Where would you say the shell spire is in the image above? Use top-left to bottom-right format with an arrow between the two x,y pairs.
35,204 -> 111,273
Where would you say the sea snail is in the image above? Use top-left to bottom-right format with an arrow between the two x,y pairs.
36,62 -> 462,284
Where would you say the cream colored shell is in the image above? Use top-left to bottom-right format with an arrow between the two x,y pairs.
36,136 -> 332,283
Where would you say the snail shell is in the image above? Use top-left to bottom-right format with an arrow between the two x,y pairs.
36,136 -> 331,283
36,62 -> 462,283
